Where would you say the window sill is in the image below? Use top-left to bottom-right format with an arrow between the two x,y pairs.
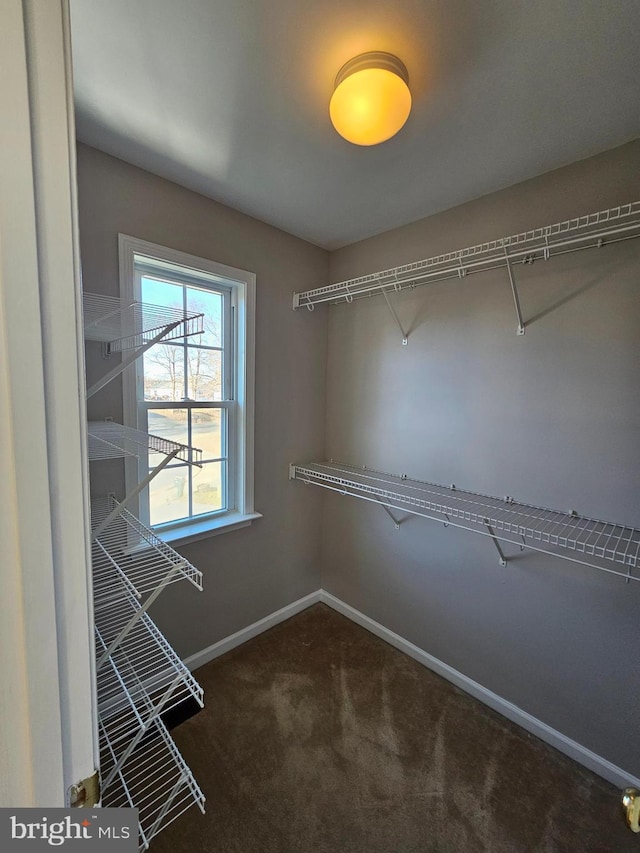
156,511 -> 262,547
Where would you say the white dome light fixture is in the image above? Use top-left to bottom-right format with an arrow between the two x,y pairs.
329,51 -> 412,146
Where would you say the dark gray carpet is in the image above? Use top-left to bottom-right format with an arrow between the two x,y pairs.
151,604 -> 634,852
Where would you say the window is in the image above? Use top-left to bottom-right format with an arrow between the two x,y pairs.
119,235 -> 259,544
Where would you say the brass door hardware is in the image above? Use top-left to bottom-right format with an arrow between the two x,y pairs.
623,788 -> 640,833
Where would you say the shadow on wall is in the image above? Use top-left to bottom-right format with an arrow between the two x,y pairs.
401,262 -> 611,340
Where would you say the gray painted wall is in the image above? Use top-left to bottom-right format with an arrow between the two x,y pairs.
323,141 -> 640,773
78,138 -> 639,776
77,143 -> 329,657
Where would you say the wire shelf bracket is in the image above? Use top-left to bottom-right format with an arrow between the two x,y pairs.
290,462 -> 640,583
381,282 -> 409,345
292,201 -> 640,337
484,518 -> 508,566
503,247 -> 526,335
379,500 -> 403,530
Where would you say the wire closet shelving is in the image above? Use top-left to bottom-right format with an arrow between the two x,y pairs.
91,497 -> 203,604
95,592 -> 203,762
83,291 -> 207,844
292,200 -> 640,340
290,462 -> 640,583
83,293 -> 204,398
83,293 -> 204,351
100,716 -> 205,851
88,421 -> 202,465
87,422 -> 202,540
90,498 -> 206,846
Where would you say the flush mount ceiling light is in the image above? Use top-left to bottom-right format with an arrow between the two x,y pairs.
329,51 -> 412,146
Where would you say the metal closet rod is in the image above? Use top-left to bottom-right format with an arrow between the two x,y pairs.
292,201 -> 640,309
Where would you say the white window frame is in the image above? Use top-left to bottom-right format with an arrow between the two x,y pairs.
119,234 -> 260,544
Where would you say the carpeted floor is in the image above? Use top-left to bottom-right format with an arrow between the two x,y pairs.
151,604 -> 634,852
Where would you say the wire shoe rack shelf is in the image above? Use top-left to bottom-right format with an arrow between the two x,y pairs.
88,421 -> 202,465
100,715 -> 205,851
83,291 -> 207,844
95,592 -> 203,778
83,293 -> 204,398
87,423 -> 202,540
91,497 -> 203,605
290,462 -> 640,582
90,502 -> 206,841
91,498 -> 206,843
83,292 -> 204,352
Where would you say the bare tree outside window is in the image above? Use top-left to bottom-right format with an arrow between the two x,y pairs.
187,298 -> 222,400
140,281 -> 228,525
145,343 -> 183,400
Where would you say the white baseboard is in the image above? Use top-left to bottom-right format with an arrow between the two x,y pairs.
319,590 -> 640,792
183,590 -> 322,672
183,587 -> 639,791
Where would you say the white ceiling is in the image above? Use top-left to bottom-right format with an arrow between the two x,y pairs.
70,0 -> 640,249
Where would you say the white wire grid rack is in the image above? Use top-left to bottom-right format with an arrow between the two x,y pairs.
100,716 -> 205,851
95,594 -> 203,797
88,421 -> 202,466
91,497 -> 203,605
95,592 -> 203,731
293,201 -> 640,309
83,293 -> 204,352
291,462 -> 640,581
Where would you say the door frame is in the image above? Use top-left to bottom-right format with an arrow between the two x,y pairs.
0,0 -> 97,806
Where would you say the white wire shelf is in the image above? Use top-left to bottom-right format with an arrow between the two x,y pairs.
83,293 -> 204,353
100,716 -> 205,851
293,201 -> 640,310
88,421 -> 202,466
85,300 -> 206,844
95,591 -> 203,789
95,592 -> 203,728
83,294 -> 204,398
91,497 -> 203,605
290,462 -> 640,582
